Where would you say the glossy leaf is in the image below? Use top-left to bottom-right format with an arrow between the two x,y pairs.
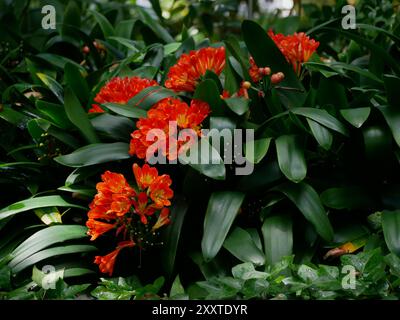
275,135 -> 307,183
0,196 -> 85,221
307,119 -> 333,150
262,215 -> 293,266
64,88 -> 99,144
292,108 -> 349,136
55,142 -> 130,167
382,210 -> 400,256
245,138 -> 272,164
274,182 -> 334,241
340,108 -> 371,128
202,191 -> 245,261
223,227 -> 265,266
162,196 -> 189,275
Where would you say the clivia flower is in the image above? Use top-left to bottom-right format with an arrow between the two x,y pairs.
94,240 -> 135,276
268,30 -> 319,75
129,98 -> 210,161
87,164 -> 173,276
165,47 -> 226,92
88,76 -> 158,113
249,57 -> 271,83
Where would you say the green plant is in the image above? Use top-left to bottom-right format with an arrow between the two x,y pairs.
1,0 -> 400,300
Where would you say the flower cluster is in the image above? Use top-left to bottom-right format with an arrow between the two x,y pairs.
88,76 -> 158,113
87,164 -> 173,276
165,47 -> 226,92
129,98 -> 210,160
268,30 -> 320,75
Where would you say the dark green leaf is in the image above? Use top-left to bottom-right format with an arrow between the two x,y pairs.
0,196 -> 85,221
382,210 -> 400,256
65,63 -> 89,103
340,108 -> 371,128
162,196 -> 188,275
262,215 -> 293,266
274,182 -> 334,241
223,227 -> 265,266
275,135 -> 307,183
55,142 -> 130,167
64,88 -> 99,144
307,119 -> 333,150
202,191 -> 245,261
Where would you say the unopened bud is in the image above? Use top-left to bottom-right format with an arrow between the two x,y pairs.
82,46 -> 90,54
242,81 -> 251,89
271,72 -> 285,85
261,67 -> 271,76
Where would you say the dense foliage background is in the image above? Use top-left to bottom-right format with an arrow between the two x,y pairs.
1,0 -> 400,300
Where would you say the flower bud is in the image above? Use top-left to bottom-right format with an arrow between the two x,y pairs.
242,81 -> 251,89
271,72 -> 285,85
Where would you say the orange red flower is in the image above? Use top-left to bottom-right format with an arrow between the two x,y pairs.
268,30 -> 319,75
129,98 -> 210,161
94,240 -> 135,276
88,76 -> 158,113
152,208 -> 171,231
165,47 -> 226,92
87,164 -> 174,276
249,57 -> 271,83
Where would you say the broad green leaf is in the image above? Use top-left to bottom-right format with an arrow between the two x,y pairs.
340,108 -> 371,128
136,6 -> 174,43
275,135 -> 307,183
223,227 -> 265,266
262,215 -> 293,266
377,106 -> 400,147
274,182 -> 334,241
36,53 -> 85,73
62,1 -> 81,39
127,86 -> 176,110
115,19 -> 136,38
242,20 -> 306,107
193,79 -> 223,116
384,75 -> 400,108
34,207 -> 62,225
103,103 -> 147,119
202,191 -> 245,261
0,105 -> 30,127
382,210 -> 400,256
91,113 -> 135,141
65,62 -> 89,103
10,225 -> 88,267
0,196 -> 85,221
321,187 -> 377,210
181,138 -> 226,180
130,66 -> 158,79
307,119 -> 333,150
224,97 -> 249,116
37,73 -> 64,103
90,10 -> 114,38
36,100 -> 73,130
64,88 -> 99,144
108,37 -> 140,52
55,142 -> 130,167
292,108 -> 349,136
245,138 -> 272,164
12,245 -> 96,273
162,196 -> 188,275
